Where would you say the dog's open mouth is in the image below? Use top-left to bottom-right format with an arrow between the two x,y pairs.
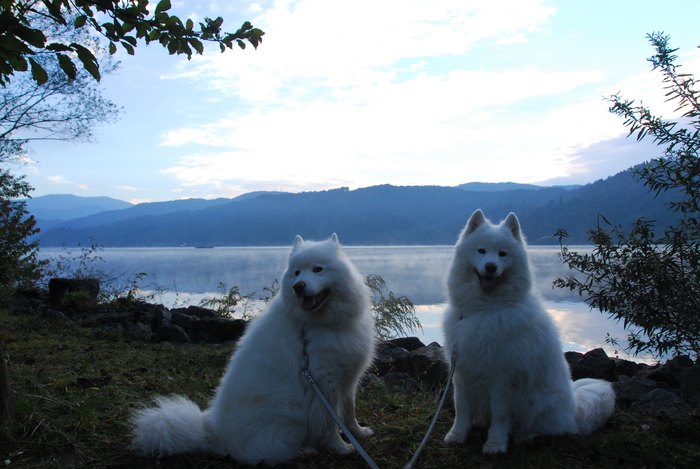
300,288 -> 330,312
476,271 -> 499,293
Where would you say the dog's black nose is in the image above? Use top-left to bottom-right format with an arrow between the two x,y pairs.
485,262 -> 497,274
293,281 -> 305,293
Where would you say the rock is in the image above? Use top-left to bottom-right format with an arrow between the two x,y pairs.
171,305 -> 219,319
565,348 -> 617,382
615,376 -> 663,406
49,278 -> 100,303
386,337 -> 425,352
409,342 -> 448,389
190,317 -> 247,344
172,310 -> 200,329
613,357 -> 646,378
630,388 -> 693,414
155,324 -> 191,344
678,366 -> 700,407
373,343 -> 411,376
640,366 -> 679,388
125,322 -> 153,343
664,355 -> 695,372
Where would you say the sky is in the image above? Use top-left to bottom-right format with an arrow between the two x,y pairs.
20,0 -> 700,204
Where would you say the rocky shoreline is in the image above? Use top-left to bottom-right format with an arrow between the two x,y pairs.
4,280 -> 700,415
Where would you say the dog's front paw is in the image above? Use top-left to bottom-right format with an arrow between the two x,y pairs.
335,442 -> 355,455
354,426 -> 374,439
482,439 -> 508,454
444,430 -> 466,445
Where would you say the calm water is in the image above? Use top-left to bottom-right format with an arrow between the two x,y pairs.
38,245 -> 651,361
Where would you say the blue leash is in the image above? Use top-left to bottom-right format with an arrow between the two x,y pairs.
403,343 -> 457,469
302,338 -> 457,469
302,340 -> 381,469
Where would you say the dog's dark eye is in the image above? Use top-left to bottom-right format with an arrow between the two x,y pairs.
313,266 -> 323,273
294,270 -> 300,276
499,251 -> 507,257
478,249 -> 486,254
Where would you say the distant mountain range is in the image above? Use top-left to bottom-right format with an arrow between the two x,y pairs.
28,169 -> 681,247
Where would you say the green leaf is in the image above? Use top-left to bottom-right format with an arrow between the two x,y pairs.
167,39 -> 178,55
186,18 -> 193,30
74,15 -> 87,28
7,54 -> 27,72
14,25 -> 47,49
46,42 -> 73,52
41,0 -> 67,26
155,0 -> 171,14
189,38 -> 203,55
121,41 -> 135,55
70,43 -> 100,81
57,53 -> 77,80
109,41 -> 117,54
28,57 -> 48,85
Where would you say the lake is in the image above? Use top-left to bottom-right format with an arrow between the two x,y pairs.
38,245 -> 653,362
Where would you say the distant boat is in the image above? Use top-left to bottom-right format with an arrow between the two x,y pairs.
195,245 -> 215,249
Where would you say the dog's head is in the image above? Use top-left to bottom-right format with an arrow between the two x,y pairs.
283,234 -> 341,313
451,209 -> 530,296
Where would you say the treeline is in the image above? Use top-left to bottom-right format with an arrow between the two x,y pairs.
34,167 -> 679,247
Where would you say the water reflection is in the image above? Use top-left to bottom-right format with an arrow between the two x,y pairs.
37,245 -> 654,362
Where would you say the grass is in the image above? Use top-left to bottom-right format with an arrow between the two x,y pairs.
2,310 -> 700,468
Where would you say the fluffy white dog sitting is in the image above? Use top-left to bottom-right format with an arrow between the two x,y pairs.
131,234 -> 376,465
442,209 -> 616,454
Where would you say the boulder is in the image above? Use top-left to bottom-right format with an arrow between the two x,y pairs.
386,337 -> 425,352
565,348 -> 617,382
409,342 -> 448,389
373,342 -> 411,376
678,365 -> 700,407
630,388 -> 693,414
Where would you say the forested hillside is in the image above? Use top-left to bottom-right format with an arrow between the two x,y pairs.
34,168 -> 678,247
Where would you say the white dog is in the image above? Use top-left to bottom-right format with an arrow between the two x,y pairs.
132,234 -> 376,465
442,209 -> 615,454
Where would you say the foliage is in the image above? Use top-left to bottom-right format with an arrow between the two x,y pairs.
366,274 -> 422,341
199,274 -> 422,341
0,160 -> 43,296
199,280 -> 279,320
40,242 -> 162,304
555,32 -> 700,360
0,0 -> 264,86
0,5 -> 119,144
3,310 -> 700,468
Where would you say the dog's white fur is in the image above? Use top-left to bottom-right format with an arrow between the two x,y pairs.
442,209 -> 615,454
131,234 -> 376,465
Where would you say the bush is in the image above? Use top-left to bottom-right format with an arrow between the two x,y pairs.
555,32 -> 700,360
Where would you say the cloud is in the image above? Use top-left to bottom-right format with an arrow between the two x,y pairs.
156,2 -> 700,196
171,0 -> 557,99
46,175 -> 72,184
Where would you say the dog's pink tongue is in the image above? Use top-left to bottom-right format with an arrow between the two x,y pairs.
301,297 -> 317,312
479,275 -> 498,293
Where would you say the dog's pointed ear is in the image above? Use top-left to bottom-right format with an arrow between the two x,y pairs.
330,233 -> 340,245
294,235 -> 304,247
463,209 -> 486,237
503,212 -> 523,242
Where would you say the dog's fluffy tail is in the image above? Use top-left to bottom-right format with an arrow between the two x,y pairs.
572,378 -> 616,434
131,395 -> 208,457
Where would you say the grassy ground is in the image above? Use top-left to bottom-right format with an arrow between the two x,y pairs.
2,310 -> 700,469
